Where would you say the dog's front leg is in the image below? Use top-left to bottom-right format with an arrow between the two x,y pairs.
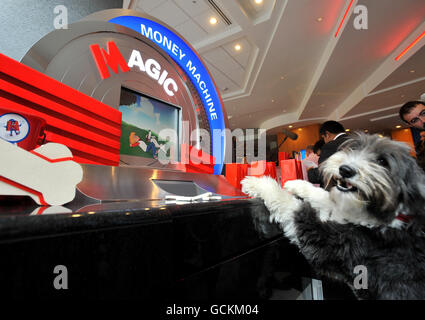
284,179 -> 334,221
241,176 -> 303,243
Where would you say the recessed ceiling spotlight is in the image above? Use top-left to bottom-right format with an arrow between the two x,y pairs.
410,70 -> 415,73
255,0 -> 263,4
234,44 -> 241,51
280,76 -> 285,80
396,125 -> 401,128
271,99 -> 274,102
345,129 -> 350,132
209,17 -> 218,25
364,129 -> 369,133
317,17 -> 323,22
289,125 -> 293,128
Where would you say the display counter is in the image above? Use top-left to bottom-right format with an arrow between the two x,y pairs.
0,197 -> 313,300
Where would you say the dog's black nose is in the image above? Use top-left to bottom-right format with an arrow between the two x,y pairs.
339,165 -> 356,178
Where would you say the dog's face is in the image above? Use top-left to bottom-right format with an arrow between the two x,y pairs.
321,133 -> 425,224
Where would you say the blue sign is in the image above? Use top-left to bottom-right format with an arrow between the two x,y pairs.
109,16 -> 226,175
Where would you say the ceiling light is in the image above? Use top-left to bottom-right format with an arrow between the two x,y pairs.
410,70 -> 415,73
289,125 -> 293,128
271,99 -> 274,102
345,129 -> 350,132
396,125 -> 401,128
317,17 -> 323,22
254,0 -> 263,4
335,0 -> 355,38
209,17 -> 218,25
234,44 -> 241,51
395,30 -> 425,61
364,129 -> 369,133
280,76 -> 285,80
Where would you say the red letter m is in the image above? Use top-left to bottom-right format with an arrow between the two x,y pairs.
90,41 -> 130,79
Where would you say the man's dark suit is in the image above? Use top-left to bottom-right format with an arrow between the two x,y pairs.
307,133 -> 349,186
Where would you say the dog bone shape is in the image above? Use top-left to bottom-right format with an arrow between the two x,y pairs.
0,139 -> 83,206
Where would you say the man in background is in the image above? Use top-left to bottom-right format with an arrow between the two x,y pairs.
307,121 -> 348,186
399,101 -> 425,171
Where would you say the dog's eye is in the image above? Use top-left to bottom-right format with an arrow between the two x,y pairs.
377,157 -> 388,167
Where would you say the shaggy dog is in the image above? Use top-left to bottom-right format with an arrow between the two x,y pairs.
241,133 -> 425,299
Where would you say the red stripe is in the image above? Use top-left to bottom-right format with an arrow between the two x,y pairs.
395,30 -> 425,61
0,77 -> 121,136
36,206 -> 49,215
29,150 -> 74,163
334,0 -> 355,38
0,175 -> 47,206
0,53 -> 121,124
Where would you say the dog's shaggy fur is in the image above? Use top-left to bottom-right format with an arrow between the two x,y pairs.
242,133 -> 425,299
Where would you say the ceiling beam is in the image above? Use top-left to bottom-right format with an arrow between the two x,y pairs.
294,0 -> 359,120
329,20 -> 425,120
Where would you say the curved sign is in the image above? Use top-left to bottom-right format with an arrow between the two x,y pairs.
109,16 -> 226,175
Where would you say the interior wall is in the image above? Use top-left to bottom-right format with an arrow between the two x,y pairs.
277,124 -> 321,153
0,0 -> 123,61
391,128 -> 416,156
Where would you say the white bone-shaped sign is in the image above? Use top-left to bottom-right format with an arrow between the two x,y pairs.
0,139 -> 83,206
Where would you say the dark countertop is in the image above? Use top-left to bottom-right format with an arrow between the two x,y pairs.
0,196 -> 280,241
0,195 -> 315,300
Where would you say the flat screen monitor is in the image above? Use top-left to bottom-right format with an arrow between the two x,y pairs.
300,149 -> 306,160
119,87 -> 181,163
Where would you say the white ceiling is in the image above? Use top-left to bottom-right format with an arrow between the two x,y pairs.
125,0 -> 425,135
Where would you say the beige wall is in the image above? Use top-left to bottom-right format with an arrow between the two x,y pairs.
391,128 -> 416,156
277,124 -> 321,153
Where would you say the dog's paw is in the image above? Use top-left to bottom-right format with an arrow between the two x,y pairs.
241,176 -> 262,197
284,179 -> 315,199
242,175 -> 281,199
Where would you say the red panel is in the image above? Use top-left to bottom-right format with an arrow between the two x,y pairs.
0,53 -> 122,166
0,96 -> 120,150
0,77 -> 121,137
179,144 -> 215,174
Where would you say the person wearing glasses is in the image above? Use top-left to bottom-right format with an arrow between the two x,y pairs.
399,101 -> 425,130
399,101 -> 425,171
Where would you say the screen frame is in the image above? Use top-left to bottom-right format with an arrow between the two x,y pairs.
119,86 -> 182,165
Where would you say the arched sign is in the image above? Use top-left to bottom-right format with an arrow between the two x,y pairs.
109,16 -> 226,175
